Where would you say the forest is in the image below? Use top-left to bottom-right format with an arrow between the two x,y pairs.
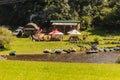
0,0 -> 120,31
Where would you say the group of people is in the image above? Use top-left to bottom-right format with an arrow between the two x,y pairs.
69,34 -> 88,43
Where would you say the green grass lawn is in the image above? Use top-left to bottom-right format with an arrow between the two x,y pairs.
1,38 -> 81,54
0,60 -> 120,80
0,29 -> 119,55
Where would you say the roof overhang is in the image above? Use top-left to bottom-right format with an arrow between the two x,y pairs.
51,20 -> 80,26
50,20 -> 80,23
52,23 -> 77,26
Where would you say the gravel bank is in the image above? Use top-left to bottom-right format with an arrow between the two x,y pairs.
1,51 -> 120,63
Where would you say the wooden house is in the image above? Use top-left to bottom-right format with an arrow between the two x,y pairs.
50,20 -> 80,34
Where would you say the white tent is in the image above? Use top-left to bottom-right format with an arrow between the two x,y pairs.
68,29 -> 81,35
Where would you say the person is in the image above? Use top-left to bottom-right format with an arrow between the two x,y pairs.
75,37 -> 79,43
70,36 -> 73,42
79,45 -> 83,51
83,35 -> 87,41
32,34 -> 39,41
91,43 -> 98,50
17,30 -> 22,37
35,29 -> 40,34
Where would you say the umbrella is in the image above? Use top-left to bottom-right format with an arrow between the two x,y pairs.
68,29 -> 81,35
54,32 -> 64,35
49,29 -> 60,35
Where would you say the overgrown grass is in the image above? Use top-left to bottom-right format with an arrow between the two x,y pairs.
0,61 -> 120,80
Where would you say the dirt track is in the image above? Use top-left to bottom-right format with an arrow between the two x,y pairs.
1,51 -> 120,63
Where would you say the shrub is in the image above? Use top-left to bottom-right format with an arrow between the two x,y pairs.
0,26 -> 13,50
93,36 -> 103,44
116,56 -> 120,63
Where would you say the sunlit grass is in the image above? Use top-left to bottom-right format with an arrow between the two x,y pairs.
0,38 -> 81,54
0,61 -> 120,80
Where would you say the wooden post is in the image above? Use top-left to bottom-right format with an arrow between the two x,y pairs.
54,25 -> 55,29
64,25 -> 65,34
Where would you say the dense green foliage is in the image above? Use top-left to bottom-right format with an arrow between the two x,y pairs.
0,27 -> 13,50
1,61 -> 120,80
0,0 -> 120,31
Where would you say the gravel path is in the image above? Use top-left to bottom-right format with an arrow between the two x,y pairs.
1,51 -> 120,63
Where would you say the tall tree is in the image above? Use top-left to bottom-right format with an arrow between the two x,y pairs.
0,0 -> 120,31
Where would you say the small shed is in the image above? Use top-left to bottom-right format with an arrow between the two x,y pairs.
50,20 -> 80,34
23,23 -> 40,36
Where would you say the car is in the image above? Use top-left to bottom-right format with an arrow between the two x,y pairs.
13,28 -> 23,36
13,27 -> 23,36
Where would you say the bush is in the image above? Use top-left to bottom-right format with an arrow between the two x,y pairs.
0,27 -> 13,50
93,36 -> 103,44
116,56 -> 120,63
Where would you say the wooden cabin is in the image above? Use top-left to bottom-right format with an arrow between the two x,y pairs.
50,20 -> 80,34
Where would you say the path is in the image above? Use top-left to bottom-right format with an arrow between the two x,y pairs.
1,51 -> 120,63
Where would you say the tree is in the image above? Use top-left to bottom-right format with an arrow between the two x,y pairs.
82,16 -> 93,29
0,0 -> 120,32
0,27 -> 13,50
102,3 -> 120,31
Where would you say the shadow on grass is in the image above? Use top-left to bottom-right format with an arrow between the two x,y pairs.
0,48 -> 10,52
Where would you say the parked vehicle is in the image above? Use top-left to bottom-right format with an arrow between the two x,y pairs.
13,27 -> 23,36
